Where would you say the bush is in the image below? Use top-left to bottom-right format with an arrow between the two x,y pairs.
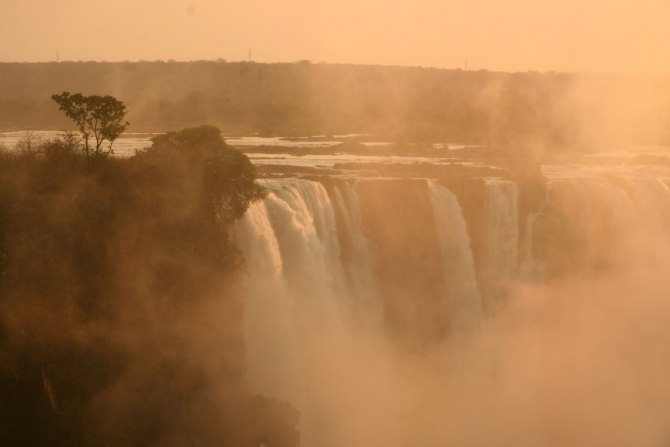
0,127 -> 296,446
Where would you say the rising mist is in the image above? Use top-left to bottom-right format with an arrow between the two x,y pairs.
2,1 -> 670,446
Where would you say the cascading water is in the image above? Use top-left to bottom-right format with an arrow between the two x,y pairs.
231,198 -> 303,404
479,178 -> 519,309
233,168 -> 670,446
232,179 -> 351,444
330,181 -> 381,323
427,180 -> 482,329
526,173 -> 670,279
234,177 -> 484,444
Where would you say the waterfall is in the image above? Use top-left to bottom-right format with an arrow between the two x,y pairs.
519,206 -> 544,280
524,174 -> 670,279
331,181 -> 381,323
232,170 -> 670,445
233,178 -> 352,445
234,178 -> 484,436
260,178 -> 347,311
231,199 -> 304,405
479,178 -> 519,309
427,180 -> 482,329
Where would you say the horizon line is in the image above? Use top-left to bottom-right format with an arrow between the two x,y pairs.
0,58 -> 656,77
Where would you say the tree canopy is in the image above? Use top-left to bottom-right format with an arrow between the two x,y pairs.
51,92 -> 129,159
141,125 -> 266,222
0,127 -> 293,446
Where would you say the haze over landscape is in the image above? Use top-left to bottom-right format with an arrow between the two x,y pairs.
3,0 -> 670,73
2,2 -> 670,447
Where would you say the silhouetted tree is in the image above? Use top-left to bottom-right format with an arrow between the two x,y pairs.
0,129 -> 297,446
51,92 -> 129,159
143,125 -> 266,222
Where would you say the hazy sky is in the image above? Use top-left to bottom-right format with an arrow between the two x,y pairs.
2,0 -> 670,73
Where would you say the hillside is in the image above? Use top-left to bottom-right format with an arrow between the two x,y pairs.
2,61 -> 670,149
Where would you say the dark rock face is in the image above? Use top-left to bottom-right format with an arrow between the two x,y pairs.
357,179 -> 449,345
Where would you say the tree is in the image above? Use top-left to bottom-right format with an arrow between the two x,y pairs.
143,125 -> 266,222
51,92 -> 129,159
0,127 -> 296,445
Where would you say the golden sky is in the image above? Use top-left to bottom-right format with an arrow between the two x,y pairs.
2,0 -> 669,73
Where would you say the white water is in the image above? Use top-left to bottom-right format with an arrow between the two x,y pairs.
233,179 -> 354,445
521,175 -> 670,280
331,181 -> 381,323
427,180 -> 482,329
479,179 -> 519,308
233,169 -> 670,445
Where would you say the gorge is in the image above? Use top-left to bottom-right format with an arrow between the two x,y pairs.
234,161 -> 670,446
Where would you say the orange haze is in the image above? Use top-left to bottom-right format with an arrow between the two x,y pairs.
2,0 -> 670,73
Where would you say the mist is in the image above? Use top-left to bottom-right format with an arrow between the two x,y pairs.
4,0 -> 670,73
231,171 -> 670,446
3,1 -> 670,446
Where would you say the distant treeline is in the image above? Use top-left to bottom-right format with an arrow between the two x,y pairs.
2,61 -> 670,149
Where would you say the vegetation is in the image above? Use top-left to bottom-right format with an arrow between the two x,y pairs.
51,92 -> 129,159
1,61 -> 670,151
143,125 -> 266,223
0,126 -> 296,446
